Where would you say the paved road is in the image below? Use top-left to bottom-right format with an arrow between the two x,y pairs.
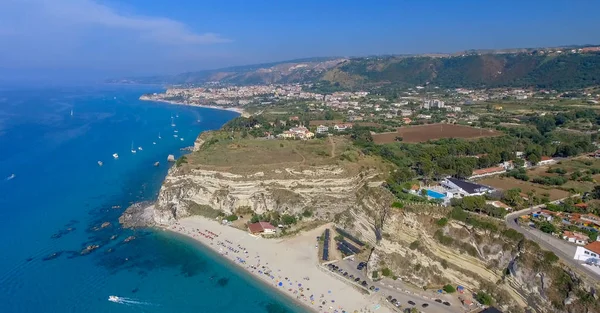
505,208 -> 600,281
330,259 -> 466,313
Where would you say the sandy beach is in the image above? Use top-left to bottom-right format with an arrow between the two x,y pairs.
140,97 -> 246,115
165,216 -> 392,313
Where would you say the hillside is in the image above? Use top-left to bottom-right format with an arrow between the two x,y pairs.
111,50 -> 600,90
328,53 -> 600,90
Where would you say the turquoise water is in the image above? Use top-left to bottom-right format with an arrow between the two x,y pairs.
0,84 -> 305,313
426,190 -> 446,199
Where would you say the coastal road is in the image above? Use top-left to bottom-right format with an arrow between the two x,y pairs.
505,208 -> 600,281
330,259 -> 464,313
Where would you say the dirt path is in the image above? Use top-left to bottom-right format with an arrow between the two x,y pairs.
328,136 -> 336,158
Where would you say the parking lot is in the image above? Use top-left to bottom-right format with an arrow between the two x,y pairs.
324,258 -> 464,313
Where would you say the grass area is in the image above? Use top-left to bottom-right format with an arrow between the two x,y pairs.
186,202 -> 223,219
185,131 -> 390,177
479,177 -> 571,201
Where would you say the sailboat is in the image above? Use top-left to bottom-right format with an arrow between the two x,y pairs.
171,115 -> 176,127
131,142 -> 136,154
158,132 -> 162,139
70,109 -> 74,117
113,153 -> 119,159
138,146 -> 143,151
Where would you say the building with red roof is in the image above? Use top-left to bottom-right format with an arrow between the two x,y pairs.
574,241 -> 600,262
248,222 -> 277,235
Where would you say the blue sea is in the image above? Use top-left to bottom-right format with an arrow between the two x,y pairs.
0,84 -> 305,313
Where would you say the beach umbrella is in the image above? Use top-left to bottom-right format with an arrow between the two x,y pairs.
278,282 -> 283,286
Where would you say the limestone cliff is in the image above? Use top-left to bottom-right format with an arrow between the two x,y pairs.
123,131 -> 391,227
151,163 -> 383,225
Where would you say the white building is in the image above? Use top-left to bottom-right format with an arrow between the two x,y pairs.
316,125 -> 329,134
563,231 -> 589,245
441,177 -> 494,198
538,156 -> 556,166
574,242 -> 600,264
333,123 -> 353,132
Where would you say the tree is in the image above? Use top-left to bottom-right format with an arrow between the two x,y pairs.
281,214 -> 297,225
503,188 -> 523,207
591,185 -> 600,200
539,221 -> 556,234
513,158 -> 525,168
443,284 -> 456,293
324,110 -> 334,120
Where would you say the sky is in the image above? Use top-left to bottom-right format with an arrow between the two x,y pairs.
0,0 -> 599,80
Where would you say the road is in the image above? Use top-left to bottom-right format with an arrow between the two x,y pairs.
329,258 -> 467,313
505,207 -> 600,281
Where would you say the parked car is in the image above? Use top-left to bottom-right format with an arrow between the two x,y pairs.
369,286 -> 375,290
390,298 -> 397,304
408,301 -> 415,306
361,281 -> 368,286
443,301 -> 451,306
354,277 -> 361,282
386,296 -> 392,302
422,303 -> 429,308
434,299 -> 442,303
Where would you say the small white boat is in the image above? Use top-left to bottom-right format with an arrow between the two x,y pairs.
113,153 -> 119,159
138,146 -> 143,151
171,116 -> 176,127
174,130 -> 178,133
98,161 -> 103,166
131,142 -> 136,154
6,174 -> 16,181
173,134 -> 178,138
158,133 -> 162,139
152,142 -> 156,145
70,109 -> 73,117
108,295 -> 120,303
180,138 -> 184,141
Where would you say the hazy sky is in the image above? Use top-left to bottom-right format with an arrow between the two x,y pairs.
1,0 -> 599,79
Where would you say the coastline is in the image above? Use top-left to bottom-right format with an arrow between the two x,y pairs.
162,216 -> 391,313
140,97 -> 246,115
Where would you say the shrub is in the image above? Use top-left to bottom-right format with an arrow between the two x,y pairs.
301,209 -> 313,217
381,268 -> 393,277
436,218 -> 448,227
409,240 -> 420,250
475,291 -> 493,305
543,251 -> 559,264
440,259 -> 449,269
175,155 -> 188,167
225,214 -> 238,222
443,284 -> 456,293
281,214 -> 297,225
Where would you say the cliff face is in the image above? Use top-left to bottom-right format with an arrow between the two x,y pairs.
151,165 -> 382,226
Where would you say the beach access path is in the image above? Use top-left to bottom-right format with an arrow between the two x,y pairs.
167,217 -> 393,313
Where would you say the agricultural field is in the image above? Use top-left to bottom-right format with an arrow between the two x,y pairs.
372,123 -> 502,144
479,177 -> 570,201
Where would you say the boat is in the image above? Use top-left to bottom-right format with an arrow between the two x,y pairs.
175,113 -> 179,118
154,162 -> 160,167
138,146 -> 143,151
108,295 -> 120,303
171,115 -> 176,127
174,130 -> 178,133
70,109 -> 73,117
152,142 -> 156,145
158,132 -> 162,139
113,153 -> 119,159
173,134 -> 178,138
180,138 -> 184,141
97,161 -> 103,166
6,174 -> 15,181
131,142 -> 136,154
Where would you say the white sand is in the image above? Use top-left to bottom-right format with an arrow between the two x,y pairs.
141,98 -> 246,115
165,216 -> 392,313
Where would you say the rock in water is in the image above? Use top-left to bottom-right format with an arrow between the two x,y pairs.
154,161 -> 160,167
80,245 -> 99,255
167,154 -> 176,162
101,222 -> 111,228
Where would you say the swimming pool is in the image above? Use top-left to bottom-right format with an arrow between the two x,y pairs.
426,189 -> 446,199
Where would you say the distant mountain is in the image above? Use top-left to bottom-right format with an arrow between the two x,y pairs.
108,57 -> 346,85
109,48 -> 600,90
324,52 -> 600,90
